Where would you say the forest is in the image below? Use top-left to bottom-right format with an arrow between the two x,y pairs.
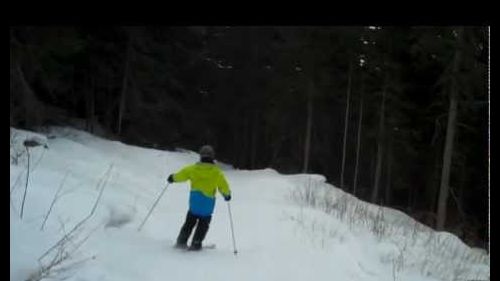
10,26 -> 489,249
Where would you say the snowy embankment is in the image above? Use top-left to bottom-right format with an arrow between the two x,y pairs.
10,127 -> 489,281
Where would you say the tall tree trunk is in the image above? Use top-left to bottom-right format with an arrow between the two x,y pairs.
232,121 -> 240,167
430,154 -> 441,212
385,131 -> 393,205
371,74 -> 387,204
426,118 -> 443,213
86,74 -> 96,133
104,83 -> 115,132
353,92 -> 364,196
488,26 -> 490,254
341,60 -> 353,189
117,36 -> 132,136
236,115 -> 244,167
302,79 -> 314,173
369,147 -> 376,194
241,112 -> 251,168
250,110 -> 259,169
436,27 -> 463,230
270,136 -> 283,167
457,157 -> 467,210
15,63 -> 42,128
408,182 -> 414,212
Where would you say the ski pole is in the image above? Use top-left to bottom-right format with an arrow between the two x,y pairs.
138,183 -> 170,231
227,201 -> 238,255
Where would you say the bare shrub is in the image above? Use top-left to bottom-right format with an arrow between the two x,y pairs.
39,164 -> 112,261
372,206 -> 387,240
289,176 -> 323,208
289,175 -> 490,281
392,246 -> 405,281
10,130 -> 26,165
31,164 -> 112,281
26,222 -> 97,281
335,193 -> 348,221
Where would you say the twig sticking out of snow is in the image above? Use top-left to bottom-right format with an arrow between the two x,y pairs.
40,170 -> 70,231
20,145 -> 31,219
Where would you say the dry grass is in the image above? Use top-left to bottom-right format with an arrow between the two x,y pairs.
26,164 -> 113,281
289,175 -> 490,281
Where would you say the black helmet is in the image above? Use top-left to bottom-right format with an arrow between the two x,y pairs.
199,145 -> 215,159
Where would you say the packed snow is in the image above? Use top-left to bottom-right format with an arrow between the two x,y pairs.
10,127 -> 489,281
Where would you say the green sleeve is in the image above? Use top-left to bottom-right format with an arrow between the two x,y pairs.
217,171 -> 231,196
173,165 -> 193,182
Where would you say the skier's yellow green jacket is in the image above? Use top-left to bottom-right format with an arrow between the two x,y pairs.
172,162 -> 231,217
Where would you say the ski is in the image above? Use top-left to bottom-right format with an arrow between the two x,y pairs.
172,243 -> 216,251
201,243 -> 216,249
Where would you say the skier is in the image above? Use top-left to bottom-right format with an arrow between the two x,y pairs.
167,145 -> 231,250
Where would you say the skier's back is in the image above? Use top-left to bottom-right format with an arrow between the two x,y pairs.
168,145 -> 231,250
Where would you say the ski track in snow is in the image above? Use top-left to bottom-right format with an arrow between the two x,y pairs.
10,127 -> 489,281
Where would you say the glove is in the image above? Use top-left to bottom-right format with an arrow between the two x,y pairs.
167,174 -> 174,183
224,194 -> 231,202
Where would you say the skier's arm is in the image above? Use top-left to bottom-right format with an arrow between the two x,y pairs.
218,172 -> 231,198
172,165 -> 193,182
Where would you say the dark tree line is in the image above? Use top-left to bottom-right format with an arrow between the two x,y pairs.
10,26 -> 488,248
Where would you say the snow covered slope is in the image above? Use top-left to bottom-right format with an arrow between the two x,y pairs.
10,127 -> 489,281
